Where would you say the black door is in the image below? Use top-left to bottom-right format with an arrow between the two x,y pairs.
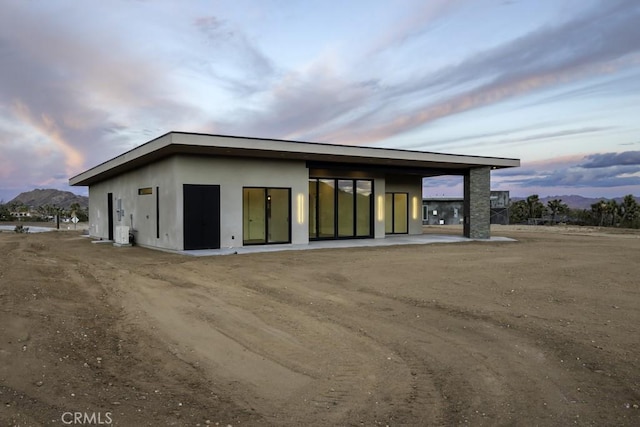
183,184 -> 220,250
107,193 -> 114,241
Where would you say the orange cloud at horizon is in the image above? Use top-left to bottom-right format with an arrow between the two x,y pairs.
10,99 -> 85,176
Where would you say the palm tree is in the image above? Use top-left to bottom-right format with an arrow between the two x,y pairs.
606,200 -> 619,227
509,200 -> 529,223
70,202 -> 81,217
619,195 -> 639,227
526,194 -> 544,220
0,202 -> 10,221
547,199 -> 568,224
591,201 -> 607,226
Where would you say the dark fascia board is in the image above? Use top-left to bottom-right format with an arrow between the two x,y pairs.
69,131 -> 520,186
307,161 -> 468,176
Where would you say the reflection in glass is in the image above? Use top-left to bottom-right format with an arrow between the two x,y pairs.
309,178 -> 373,239
308,180 -> 317,237
356,181 -> 372,236
338,180 -> 354,237
385,192 -> 408,234
243,188 -> 266,243
385,193 -> 393,234
394,193 -> 408,233
318,179 -> 335,238
243,188 -> 290,244
268,189 -> 289,243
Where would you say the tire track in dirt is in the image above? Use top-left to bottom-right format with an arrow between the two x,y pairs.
114,265 -> 412,425
4,230 -> 639,425
1,234 -> 265,426
327,281 -> 638,425
228,267 -> 611,425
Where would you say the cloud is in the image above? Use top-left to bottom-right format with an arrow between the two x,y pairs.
191,15 -> 277,95
10,100 -> 84,175
221,57 -> 375,140
580,151 -> 640,168
422,175 -> 464,198
366,0 -> 461,55
521,71 -> 640,107
494,151 -> 640,189
406,126 -> 615,152
0,2 -> 205,197
1,0 -> 639,203
298,0 -> 640,145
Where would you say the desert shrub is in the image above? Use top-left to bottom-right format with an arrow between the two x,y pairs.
14,225 -> 29,233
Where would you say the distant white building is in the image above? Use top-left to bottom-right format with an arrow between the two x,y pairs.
10,211 -> 32,218
422,191 -> 511,225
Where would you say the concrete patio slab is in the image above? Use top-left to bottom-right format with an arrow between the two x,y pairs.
175,233 -> 516,257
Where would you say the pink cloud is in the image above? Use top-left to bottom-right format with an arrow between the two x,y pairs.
314,54 -> 640,145
10,100 -> 84,175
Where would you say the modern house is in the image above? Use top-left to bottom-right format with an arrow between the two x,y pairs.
69,132 -> 519,251
423,191 -> 511,226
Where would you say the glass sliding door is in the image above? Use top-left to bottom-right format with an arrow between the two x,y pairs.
267,189 -> 289,243
356,181 -> 372,236
243,188 -> 266,243
309,178 -> 373,239
243,187 -> 290,245
385,193 -> 393,234
337,180 -> 354,237
394,193 -> 408,233
318,179 -> 335,238
308,180 -> 318,238
385,192 -> 409,234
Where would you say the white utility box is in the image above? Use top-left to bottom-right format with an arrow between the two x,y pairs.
114,225 -> 131,246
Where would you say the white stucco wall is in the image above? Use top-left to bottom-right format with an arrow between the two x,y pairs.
88,157 -> 180,248
89,155 -> 309,251
384,175 -> 423,235
86,154 -> 425,252
174,155 -> 309,250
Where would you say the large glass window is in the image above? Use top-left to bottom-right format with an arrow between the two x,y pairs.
243,188 -> 266,243
308,180 -> 318,238
318,179 -> 336,238
385,193 -> 393,234
309,178 -> 373,239
243,188 -> 290,244
385,192 -> 408,234
356,181 -> 372,236
267,189 -> 290,243
337,180 -> 354,237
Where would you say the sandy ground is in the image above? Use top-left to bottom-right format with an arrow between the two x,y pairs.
1,226 -> 639,426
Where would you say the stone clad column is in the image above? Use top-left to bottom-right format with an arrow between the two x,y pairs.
463,167 -> 491,239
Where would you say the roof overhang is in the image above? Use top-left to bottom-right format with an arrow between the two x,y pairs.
69,132 -> 520,186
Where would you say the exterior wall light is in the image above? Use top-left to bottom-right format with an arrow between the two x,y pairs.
377,195 -> 384,221
297,193 -> 305,224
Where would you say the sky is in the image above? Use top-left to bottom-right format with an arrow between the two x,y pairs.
1,0 -> 639,202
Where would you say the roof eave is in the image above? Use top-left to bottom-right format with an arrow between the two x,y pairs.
69,132 -> 520,186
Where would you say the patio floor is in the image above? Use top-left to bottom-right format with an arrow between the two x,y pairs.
179,233 -> 516,256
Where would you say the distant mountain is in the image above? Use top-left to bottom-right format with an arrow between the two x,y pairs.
7,189 -> 88,209
511,194 -> 640,210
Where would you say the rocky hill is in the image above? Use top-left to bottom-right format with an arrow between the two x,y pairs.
7,189 -> 88,209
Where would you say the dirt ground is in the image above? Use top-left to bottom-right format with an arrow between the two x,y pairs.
1,225 -> 639,426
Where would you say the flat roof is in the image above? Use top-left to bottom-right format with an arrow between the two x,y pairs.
69,131 -> 520,186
